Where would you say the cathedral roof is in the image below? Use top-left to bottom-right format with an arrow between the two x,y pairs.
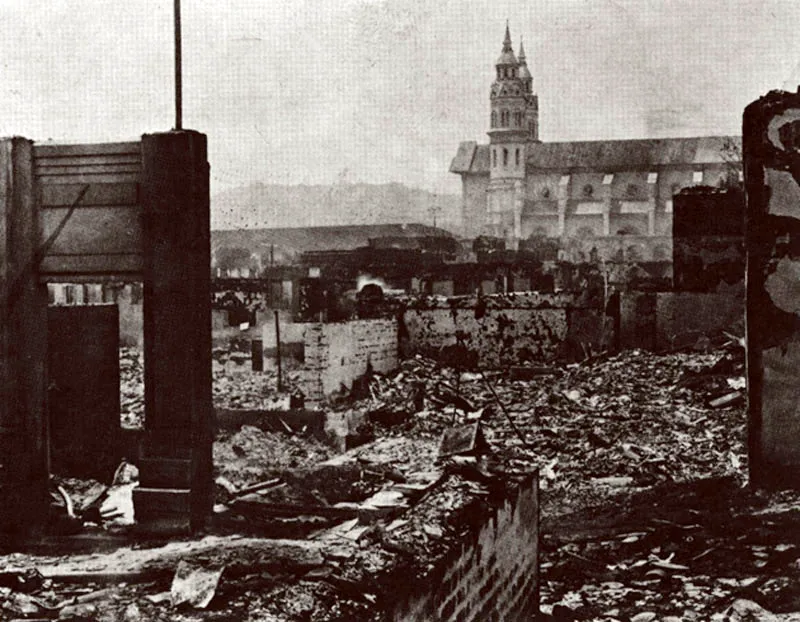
451,136 -> 741,175
527,136 -> 740,170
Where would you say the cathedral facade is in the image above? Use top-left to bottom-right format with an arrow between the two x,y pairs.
450,25 -> 741,261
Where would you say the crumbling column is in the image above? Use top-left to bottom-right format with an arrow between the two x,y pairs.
135,131 -> 213,531
744,92 -> 800,487
0,137 -> 49,535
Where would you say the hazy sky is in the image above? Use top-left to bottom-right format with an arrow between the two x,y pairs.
2,0 -> 800,196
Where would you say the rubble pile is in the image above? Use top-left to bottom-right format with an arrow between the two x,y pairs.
338,347 -> 747,514
539,480 -> 800,621
212,369 -> 300,411
120,348 -> 144,429
120,347 -> 304,429
214,425 -> 333,491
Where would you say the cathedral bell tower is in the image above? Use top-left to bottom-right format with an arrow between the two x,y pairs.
485,23 -> 538,247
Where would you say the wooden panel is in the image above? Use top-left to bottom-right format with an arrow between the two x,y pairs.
138,458 -> 193,488
132,488 -> 191,514
41,182 -> 138,207
34,141 -> 143,280
39,254 -> 143,276
41,205 -> 142,255
33,142 -> 140,158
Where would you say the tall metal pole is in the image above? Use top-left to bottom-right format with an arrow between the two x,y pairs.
174,0 -> 183,130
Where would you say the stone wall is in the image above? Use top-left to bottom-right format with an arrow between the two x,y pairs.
303,319 -> 398,403
390,474 -> 539,621
620,290 -> 744,351
672,188 -> 745,292
401,292 -> 612,367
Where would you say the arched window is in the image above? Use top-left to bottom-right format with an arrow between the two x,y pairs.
491,111 -> 497,128
493,149 -> 497,168
515,148 -> 520,166
503,148 -> 508,166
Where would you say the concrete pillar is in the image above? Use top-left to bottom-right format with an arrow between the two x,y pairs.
647,205 -> 656,236
744,92 -> 800,488
602,201 -> 611,236
557,198 -> 566,236
136,131 -> 213,531
0,137 -> 49,535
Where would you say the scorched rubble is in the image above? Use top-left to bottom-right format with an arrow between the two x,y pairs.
8,345 -> 798,621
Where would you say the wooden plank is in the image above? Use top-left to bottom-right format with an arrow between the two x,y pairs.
37,172 -> 140,185
40,274 -> 140,284
40,182 -> 138,207
40,205 -> 142,255
33,142 -> 140,158
38,254 -> 143,276
34,154 -> 140,167
35,164 -> 140,177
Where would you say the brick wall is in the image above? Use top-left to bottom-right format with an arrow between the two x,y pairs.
303,318 -> 398,403
390,474 -> 539,621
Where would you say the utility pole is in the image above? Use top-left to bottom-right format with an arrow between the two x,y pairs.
174,0 -> 182,130
428,205 -> 441,229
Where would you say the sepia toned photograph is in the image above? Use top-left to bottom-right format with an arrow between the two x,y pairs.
1,0 -> 800,619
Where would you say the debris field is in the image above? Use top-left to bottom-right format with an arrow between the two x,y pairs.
5,343 -> 800,621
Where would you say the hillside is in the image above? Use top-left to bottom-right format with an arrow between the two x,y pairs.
211,182 -> 462,233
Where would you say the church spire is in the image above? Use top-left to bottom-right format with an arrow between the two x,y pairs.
503,20 -> 512,52
496,22 -> 518,68
518,37 -> 532,85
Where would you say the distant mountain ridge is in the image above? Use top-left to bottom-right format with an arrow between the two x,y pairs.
211,182 -> 461,233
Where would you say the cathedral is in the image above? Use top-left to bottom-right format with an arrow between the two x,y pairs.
450,24 -> 741,260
